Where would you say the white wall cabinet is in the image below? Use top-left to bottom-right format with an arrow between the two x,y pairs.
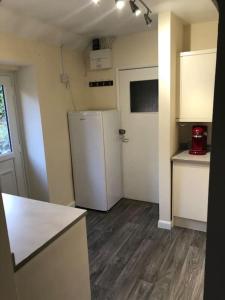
178,49 -> 216,122
173,160 -> 209,223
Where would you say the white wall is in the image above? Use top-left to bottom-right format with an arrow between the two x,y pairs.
158,12 -> 185,229
81,30 -> 158,110
0,32 -> 85,206
171,14 -> 185,155
17,67 -> 49,201
0,29 -> 158,206
0,19 -> 217,209
114,30 -> 158,68
185,21 -> 218,51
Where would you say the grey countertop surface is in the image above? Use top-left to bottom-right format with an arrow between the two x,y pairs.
172,150 -> 211,164
3,194 -> 86,270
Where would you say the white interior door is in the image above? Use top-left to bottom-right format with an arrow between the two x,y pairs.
0,75 -> 27,196
119,67 -> 159,203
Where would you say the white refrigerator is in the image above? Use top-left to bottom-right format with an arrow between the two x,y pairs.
68,110 -> 123,211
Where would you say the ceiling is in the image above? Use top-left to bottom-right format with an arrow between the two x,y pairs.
0,0 -> 218,49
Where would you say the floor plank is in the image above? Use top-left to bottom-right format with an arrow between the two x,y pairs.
86,199 -> 206,300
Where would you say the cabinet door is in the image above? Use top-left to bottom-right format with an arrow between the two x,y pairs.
179,51 -> 216,122
173,161 -> 209,222
15,218 -> 91,300
68,113 -> 107,211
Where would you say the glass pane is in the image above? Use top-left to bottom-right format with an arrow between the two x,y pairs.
0,85 -> 12,155
130,80 -> 158,113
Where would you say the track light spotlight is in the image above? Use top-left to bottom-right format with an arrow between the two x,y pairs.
135,9 -> 141,16
129,0 -> 141,16
115,0 -> 125,10
144,12 -> 152,27
113,0 -> 153,26
92,0 -> 100,4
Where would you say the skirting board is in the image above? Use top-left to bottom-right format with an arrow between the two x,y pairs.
67,201 -> 75,208
158,220 -> 173,230
174,217 -> 207,232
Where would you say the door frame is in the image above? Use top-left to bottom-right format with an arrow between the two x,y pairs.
0,72 -> 28,196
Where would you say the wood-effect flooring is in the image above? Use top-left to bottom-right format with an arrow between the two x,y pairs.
86,199 -> 206,300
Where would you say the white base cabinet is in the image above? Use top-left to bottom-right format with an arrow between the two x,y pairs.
173,161 -> 210,223
15,218 -> 91,300
3,194 -> 91,300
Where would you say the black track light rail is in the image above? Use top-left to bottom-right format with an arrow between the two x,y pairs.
129,0 -> 152,26
137,0 -> 152,14
113,0 -> 153,26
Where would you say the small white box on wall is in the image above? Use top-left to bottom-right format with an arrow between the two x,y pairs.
89,49 -> 112,70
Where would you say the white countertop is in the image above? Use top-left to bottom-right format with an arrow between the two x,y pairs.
172,150 -> 211,164
3,194 -> 86,270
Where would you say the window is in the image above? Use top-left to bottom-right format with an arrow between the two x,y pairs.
0,85 -> 12,155
130,79 -> 158,113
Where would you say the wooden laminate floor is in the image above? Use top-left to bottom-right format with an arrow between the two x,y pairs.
86,199 -> 206,300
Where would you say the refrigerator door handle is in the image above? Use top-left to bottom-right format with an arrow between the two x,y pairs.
122,137 -> 129,143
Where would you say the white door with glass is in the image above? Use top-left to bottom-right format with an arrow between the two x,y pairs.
119,67 -> 159,203
0,75 -> 27,196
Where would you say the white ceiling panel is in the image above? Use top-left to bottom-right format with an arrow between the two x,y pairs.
0,0 -> 218,48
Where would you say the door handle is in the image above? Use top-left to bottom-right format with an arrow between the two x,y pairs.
122,138 -> 129,143
119,129 -> 129,142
